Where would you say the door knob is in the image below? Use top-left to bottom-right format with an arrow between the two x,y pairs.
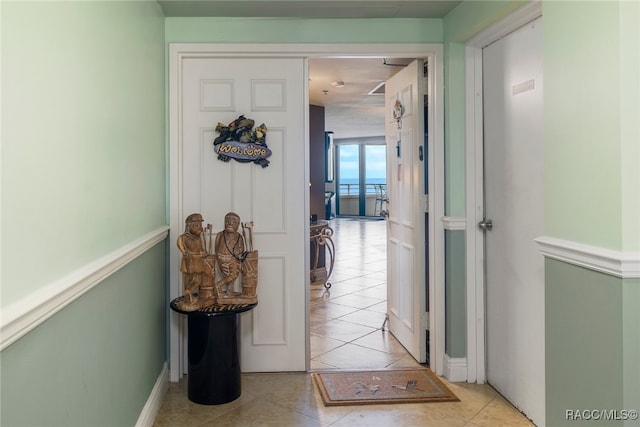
478,219 -> 493,231
380,210 -> 389,218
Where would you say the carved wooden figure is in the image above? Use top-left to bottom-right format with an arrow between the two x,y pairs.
177,212 -> 259,309
214,212 -> 259,304
214,212 -> 245,297
176,213 -> 216,311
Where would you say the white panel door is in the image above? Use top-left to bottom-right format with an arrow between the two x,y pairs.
174,57 -> 307,372
385,60 -> 428,363
483,17 -> 544,425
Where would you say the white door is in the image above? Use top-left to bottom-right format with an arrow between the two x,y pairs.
171,56 -> 307,373
483,18 -> 544,425
385,59 -> 428,363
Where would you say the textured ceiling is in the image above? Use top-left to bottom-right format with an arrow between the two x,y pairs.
310,57 -> 417,140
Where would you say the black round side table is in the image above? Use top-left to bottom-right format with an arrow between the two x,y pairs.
170,299 -> 257,405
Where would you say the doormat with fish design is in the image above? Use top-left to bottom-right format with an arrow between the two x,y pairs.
312,368 -> 459,406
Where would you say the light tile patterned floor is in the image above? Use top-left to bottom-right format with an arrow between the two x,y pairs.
154,218 -> 535,426
310,217 -> 403,371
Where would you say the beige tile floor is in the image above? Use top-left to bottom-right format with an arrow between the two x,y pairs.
154,218 -> 535,426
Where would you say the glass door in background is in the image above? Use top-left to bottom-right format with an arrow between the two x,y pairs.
336,143 -> 386,217
366,144 -> 387,216
336,144 -> 360,216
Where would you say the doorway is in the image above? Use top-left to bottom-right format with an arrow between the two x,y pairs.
465,2 -> 544,425
308,58 -> 401,371
308,55 -> 440,372
483,17 -> 544,424
169,43 -> 445,378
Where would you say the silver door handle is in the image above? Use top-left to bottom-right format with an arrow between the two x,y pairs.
380,210 -> 389,218
478,219 -> 493,231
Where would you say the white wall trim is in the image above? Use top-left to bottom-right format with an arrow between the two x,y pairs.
442,217 -> 466,231
464,0 -> 542,384
467,0 -> 542,48
135,362 -> 169,427
0,226 -> 169,351
535,236 -> 640,279
334,135 -> 385,145
464,43 -> 485,385
443,354 -> 468,383
168,43 -> 443,58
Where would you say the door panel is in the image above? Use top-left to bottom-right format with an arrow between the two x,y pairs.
483,17 -> 544,425
385,60 -> 427,363
176,57 -> 307,372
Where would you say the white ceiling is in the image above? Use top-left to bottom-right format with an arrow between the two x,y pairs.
309,57 -> 413,107
310,57 -> 415,140
159,0 -> 456,139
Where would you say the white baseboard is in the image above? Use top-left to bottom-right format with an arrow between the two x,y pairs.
136,362 -> 169,427
443,354 -> 468,382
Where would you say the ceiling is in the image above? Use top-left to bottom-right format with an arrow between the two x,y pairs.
158,0 -> 459,139
309,57 -> 414,108
309,57 -> 413,139
309,57 -> 418,139
158,1 -> 463,19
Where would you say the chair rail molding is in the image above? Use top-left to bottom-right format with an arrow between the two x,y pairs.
535,236 -> 640,279
0,226 -> 169,351
442,216 -> 466,231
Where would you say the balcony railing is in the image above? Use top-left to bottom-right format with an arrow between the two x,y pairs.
337,182 -> 387,216
338,183 -> 385,196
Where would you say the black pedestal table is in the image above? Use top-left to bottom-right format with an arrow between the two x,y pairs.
170,299 -> 257,405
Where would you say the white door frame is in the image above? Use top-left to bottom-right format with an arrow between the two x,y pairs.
464,1 -> 542,384
169,43 -> 445,379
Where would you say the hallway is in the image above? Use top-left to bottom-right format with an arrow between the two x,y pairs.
153,218 -> 536,426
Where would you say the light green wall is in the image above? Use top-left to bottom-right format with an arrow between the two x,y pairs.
545,259 -> 625,427
619,0 -> 640,253
444,0 -> 529,43
1,0 -> 167,307
445,230 -> 466,357
544,0 -> 630,251
542,4 -> 639,419
1,1 -> 167,425
0,243 -> 167,427
443,41 -> 466,217
165,17 -> 443,43
623,279 -> 640,427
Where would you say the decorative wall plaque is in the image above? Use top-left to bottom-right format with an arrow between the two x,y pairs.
213,115 -> 272,167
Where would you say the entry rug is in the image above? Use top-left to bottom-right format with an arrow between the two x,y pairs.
312,368 -> 459,406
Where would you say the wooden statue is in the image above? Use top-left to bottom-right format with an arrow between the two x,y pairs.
176,213 -> 216,311
214,212 -> 245,297
176,212 -> 258,311
214,212 -> 259,304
